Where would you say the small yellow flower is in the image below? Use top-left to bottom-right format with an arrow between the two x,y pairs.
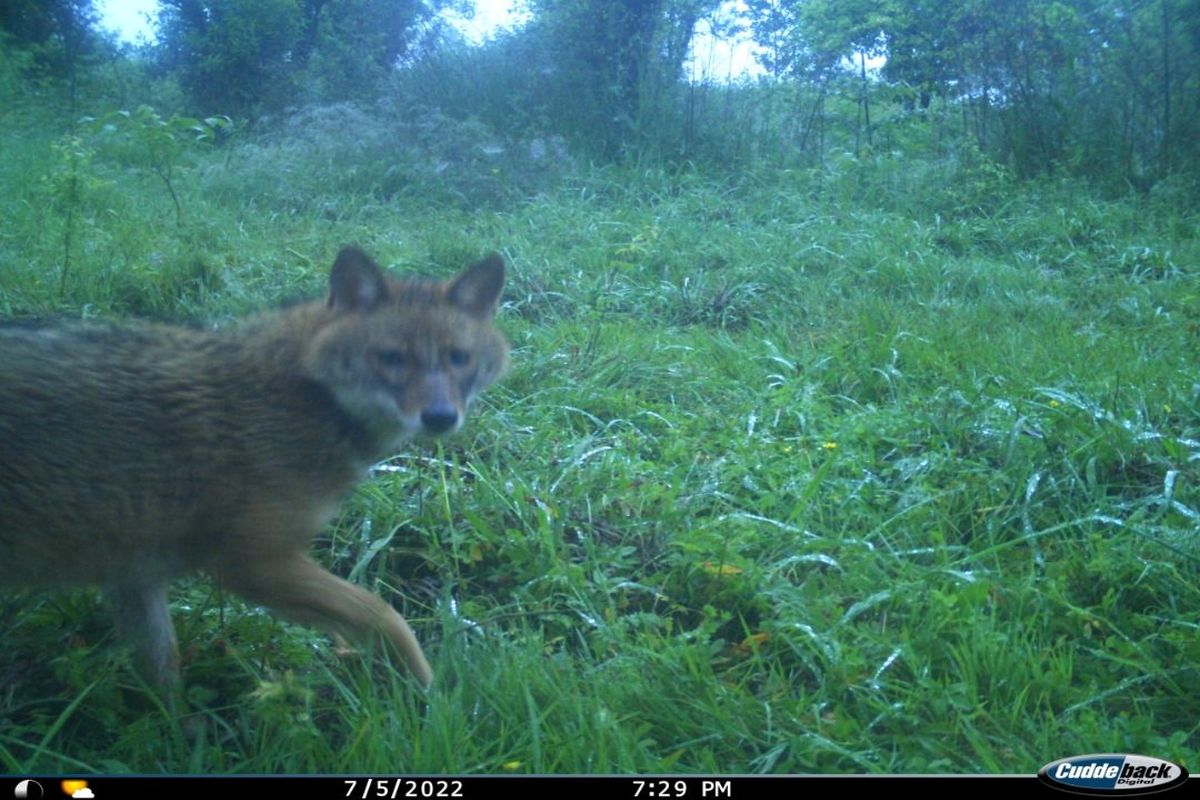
735,632 -> 771,653
1049,399 -> 1061,408
821,441 -> 838,450
501,761 -> 522,772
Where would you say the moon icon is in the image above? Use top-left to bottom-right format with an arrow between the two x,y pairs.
15,781 -> 44,799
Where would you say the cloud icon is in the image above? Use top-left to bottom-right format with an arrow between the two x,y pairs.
72,792 -> 94,799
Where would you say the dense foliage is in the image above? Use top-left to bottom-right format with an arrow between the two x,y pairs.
3,0 -> 1196,181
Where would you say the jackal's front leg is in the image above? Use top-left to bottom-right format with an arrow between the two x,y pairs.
219,552 -> 433,688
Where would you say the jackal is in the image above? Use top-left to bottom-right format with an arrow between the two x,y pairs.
0,246 -> 508,693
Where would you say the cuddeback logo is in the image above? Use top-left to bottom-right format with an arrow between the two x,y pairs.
1039,754 -> 1189,795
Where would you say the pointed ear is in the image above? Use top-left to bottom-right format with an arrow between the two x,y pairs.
328,246 -> 389,312
447,253 -> 505,318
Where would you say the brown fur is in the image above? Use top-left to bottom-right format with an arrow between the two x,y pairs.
0,246 -> 509,693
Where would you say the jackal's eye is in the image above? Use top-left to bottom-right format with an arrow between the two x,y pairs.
374,349 -> 407,369
448,348 -> 471,367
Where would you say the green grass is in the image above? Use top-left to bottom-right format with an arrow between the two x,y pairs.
1,104 -> 1198,774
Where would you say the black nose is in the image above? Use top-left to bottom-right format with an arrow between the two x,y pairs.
420,404 -> 460,434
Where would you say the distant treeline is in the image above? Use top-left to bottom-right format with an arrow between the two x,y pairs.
3,0 -> 1197,189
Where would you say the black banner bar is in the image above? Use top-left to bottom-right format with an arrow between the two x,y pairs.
7,776 -> 1197,800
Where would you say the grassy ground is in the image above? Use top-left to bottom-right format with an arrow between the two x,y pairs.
1,105 -> 1198,774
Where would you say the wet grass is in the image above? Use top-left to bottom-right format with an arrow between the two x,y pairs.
1,106 -> 1198,774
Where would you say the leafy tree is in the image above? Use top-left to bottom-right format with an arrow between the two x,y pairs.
0,0 -> 96,53
747,0 -> 890,162
1078,0 -> 1200,184
745,0 -> 1199,182
154,0 -> 453,114
744,0 -> 804,79
795,0 -> 890,154
155,0 -> 301,114
0,0 -> 100,116
299,0 -> 459,100
525,0 -> 722,157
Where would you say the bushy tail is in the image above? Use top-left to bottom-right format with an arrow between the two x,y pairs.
222,552 -> 433,688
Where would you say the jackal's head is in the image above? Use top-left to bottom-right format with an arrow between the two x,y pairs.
301,246 -> 508,450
